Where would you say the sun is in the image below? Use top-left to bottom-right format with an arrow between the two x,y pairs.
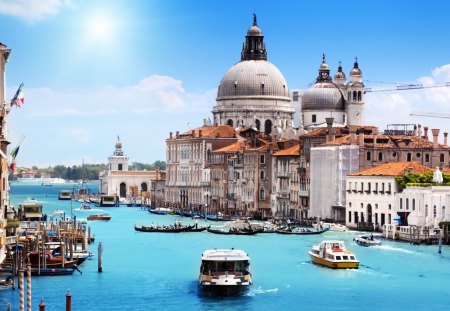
88,16 -> 113,39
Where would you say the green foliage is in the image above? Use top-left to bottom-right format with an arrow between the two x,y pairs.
10,161 -> 165,180
6,220 -> 19,229
396,171 -> 450,190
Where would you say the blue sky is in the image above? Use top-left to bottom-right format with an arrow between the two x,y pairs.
2,0 -> 450,167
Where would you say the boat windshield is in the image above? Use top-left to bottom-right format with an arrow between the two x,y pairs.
201,260 -> 249,274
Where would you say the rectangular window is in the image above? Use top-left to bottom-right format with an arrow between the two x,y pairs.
312,114 -> 316,123
260,154 -> 265,164
348,211 -> 352,223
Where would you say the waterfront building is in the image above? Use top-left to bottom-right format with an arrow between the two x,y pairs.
346,162 -> 432,230
165,125 -> 237,212
0,43 -> 11,264
99,139 -> 163,203
308,124 -> 450,222
273,143 -> 301,219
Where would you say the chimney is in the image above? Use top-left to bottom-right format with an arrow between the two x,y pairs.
325,117 -> 335,142
348,125 -> 357,145
358,130 -> 365,147
417,124 -> 422,137
431,129 -> 440,147
199,129 -> 202,137
423,126 -> 429,140
176,131 -> 179,138
444,132 -> 448,147
169,132 -> 173,139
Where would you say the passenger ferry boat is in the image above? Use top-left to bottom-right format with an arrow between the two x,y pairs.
18,202 -> 43,221
99,195 -> 117,207
309,240 -> 359,269
198,249 -> 252,296
58,190 -> 72,200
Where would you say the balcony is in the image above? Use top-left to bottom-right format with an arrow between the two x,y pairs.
276,171 -> 290,178
200,181 -> 210,187
277,191 -> 289,198
299,190 -> 309,197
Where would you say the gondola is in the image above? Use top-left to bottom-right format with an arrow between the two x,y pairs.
30,266 -> 82,276
206,227 -> 262,235
134,224 -> 194,233
275,227 -> 330,235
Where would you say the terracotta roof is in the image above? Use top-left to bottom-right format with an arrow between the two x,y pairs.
213,141 -> 249,153
273,144 -> 300,156
172,125 -> 236,139
348,162 -> 432,177
322,134 -> 448,149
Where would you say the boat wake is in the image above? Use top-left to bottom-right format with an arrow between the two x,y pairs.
247,286 -> 278,296
377,245 -> 419,254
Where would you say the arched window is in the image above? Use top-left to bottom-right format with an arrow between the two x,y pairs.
118,163 -> 123,171
353,91 -> 357,101
255,119 -> 260,131
260,170 -> 265,180
357,91 -> 362,101
378,152 -> 383,161
264,120 -> 272,135
207,149 -> 211,161
141,183 -> 148,192
367,152 -> 371,161
440,154 -> 445,162
227,119 -> 233,127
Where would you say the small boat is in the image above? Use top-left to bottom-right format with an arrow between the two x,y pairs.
148,207 -> 172,215
313,222 -> 348,232
0,273 -> 13,290
206,227 -> 262,235
80,203 -> 91,210
134,224 -> 194,233
28,251 -> 78,268
87,214 -> 111,221
30,266 -> 81,276
354,234 -> 382,247
53,209 -> 65,216
198,249 -> 252,296
309,240 -> 359,269
275,227 -> 330,235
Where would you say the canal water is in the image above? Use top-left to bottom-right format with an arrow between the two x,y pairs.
1,182 -> 450,310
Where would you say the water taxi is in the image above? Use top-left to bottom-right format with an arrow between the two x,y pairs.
99,195 -> 117,207
198,249 -> 252,296
18,202 -> 43,221
309,240 -> 359,269
354,234 -> 382,247
87,214 -> 112,221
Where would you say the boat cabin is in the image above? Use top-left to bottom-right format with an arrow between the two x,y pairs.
200,249 -> 250,276
99,195 -> 117,207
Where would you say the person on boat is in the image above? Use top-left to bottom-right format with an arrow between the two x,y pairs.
195,220 -> 198,229
370,233 -> 374,240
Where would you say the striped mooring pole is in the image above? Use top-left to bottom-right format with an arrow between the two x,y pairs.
27,261 -> 32,311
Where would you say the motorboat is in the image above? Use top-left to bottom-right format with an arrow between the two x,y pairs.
0,273 -> 13,290
198,249 -> 252,296
309,240 -> 359,269
275,227 -> 330,235
58,190 -> 72,200
80,203 -> 91,210
313,222 -> 348,232
53,209 -> 65,216
87,214 -> 111,221
354,234 -> 382,247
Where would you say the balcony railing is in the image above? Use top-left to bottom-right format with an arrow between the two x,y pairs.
276,171 -> 290,178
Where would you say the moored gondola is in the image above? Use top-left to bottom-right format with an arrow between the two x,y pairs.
134,224 -> 209,233
275,227 -> 330,235
206,227 -> 262,235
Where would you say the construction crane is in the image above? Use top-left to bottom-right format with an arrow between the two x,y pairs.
410,110 -> 450,119
365,82 -> 450,93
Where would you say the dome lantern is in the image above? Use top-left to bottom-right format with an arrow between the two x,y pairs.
241,14 -> 267,61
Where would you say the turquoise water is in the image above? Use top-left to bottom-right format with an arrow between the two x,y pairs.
1,182 -> 450,310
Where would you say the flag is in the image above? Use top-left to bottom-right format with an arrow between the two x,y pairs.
11,82 -> 24,107
10,145 -> 20,160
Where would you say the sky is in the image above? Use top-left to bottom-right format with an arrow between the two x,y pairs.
1,0 -> 450,168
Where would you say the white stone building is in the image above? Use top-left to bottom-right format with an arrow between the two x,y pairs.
346,162 -> 432,229
99,139 -> 161,201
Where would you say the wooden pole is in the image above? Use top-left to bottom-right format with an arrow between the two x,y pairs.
65,290 -> 72,311
438,229 -> 442,254
26,261 -> 31,311
19,269 -> 24,311
98,242 -> 103,272
39,299 -> 45,311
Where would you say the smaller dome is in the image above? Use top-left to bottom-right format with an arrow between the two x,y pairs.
319,62 -> 329,71
301,82 -> 345,111
247,25 -> 262,36
350,59 -> 362,77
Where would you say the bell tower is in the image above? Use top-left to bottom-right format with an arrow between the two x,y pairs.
346,58 -> 365,126
108,136 -> 129,171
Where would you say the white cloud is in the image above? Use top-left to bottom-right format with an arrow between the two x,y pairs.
0,0 -> 74,22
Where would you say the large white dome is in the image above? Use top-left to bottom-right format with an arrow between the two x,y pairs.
216,60 -> 290,100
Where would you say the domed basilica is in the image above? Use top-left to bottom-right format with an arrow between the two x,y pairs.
212,15 -> 296,139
